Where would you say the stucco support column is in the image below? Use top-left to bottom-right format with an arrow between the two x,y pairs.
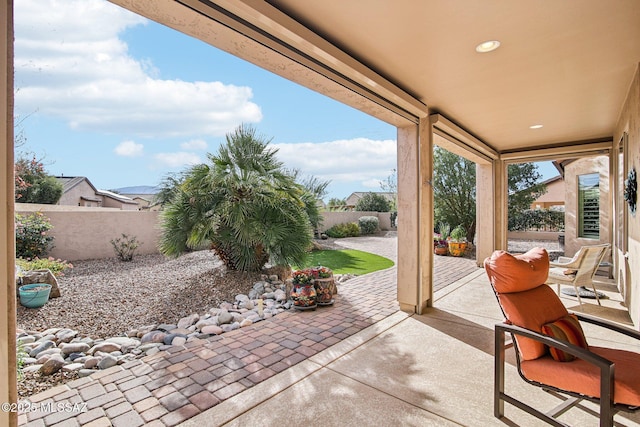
397,117 -> 432,314
1,1 -> 16,426
476,158 -> 507,262
495,159 -> 509,251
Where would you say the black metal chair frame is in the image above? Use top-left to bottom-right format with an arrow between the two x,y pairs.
495,312 -> 640,427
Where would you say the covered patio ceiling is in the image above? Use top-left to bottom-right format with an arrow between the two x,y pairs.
111,0 -> 640,155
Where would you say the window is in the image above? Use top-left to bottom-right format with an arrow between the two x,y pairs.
578,173 -> 599,238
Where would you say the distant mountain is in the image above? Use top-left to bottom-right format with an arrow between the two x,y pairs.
114,185 -> 161,195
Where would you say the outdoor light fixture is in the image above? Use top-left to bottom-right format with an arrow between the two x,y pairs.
475,40 -> 500,53
529,124 -> 544,129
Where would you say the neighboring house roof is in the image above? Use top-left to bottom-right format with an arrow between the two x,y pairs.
55,176 -> 139,206
96,189 -> 138,205
56,176 -> 98,194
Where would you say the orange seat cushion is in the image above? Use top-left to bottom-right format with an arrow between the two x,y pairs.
521,346 -> 640,407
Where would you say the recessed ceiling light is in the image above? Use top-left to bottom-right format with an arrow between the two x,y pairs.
529,124 -> 543,129
475,40 -> 501,53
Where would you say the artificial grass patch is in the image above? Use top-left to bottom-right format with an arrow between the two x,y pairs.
298,249 -> 394,275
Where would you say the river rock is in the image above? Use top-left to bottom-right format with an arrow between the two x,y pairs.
60,342 -> 90,355
168,327 -> 191,335
78,369 -> 95,378
56,329 -> 78,343
97,354 -> 118,370
218,310 -> 233,325
141,331 -> 166,343
40,355 -> 65,375
104,337 -> 139,348
20,269 -> 62,298
17,335 -> 35,345
84,357 -> 100,369
155,324 -> 177,332
29,340 -> 55,358
177,314 -> 199,329
89,342 -> 121,354
201,325 -> 223,335
62,363 -> 84,372
171,336 -> 187,346
195,318 -> 218,330
163,333 -> 187,346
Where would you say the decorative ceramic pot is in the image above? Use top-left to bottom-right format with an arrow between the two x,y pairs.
314,277 -> 335,306
434,246 -> 448,256
448,242 -> 467,257
18,283 -> 52,308
291,283 -> 317,310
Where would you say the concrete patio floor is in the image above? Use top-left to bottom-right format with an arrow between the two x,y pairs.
17,236 -> 640,426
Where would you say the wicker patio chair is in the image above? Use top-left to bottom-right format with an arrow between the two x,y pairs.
545,243 -> 610,306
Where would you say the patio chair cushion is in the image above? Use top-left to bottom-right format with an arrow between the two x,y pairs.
486,248 -> 567,360
520,346 -> 640,407
498,285 -> 569,360
541,314 -> 589,362
485,248 -> 549,293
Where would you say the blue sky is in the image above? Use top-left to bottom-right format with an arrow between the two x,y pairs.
13,0 -> 557,201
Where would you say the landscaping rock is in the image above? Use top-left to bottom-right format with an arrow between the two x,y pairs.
20,269 -> 62,298
40,355 -> 65,375
60,342 -> 90,355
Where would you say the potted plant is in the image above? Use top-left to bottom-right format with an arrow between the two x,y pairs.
434,233 -> 448,256
290,269 -> 317,310
434,222 -> 450,255
448,225 -> 467,257
310,266 -> 335,306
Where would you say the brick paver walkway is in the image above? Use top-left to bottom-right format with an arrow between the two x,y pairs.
18,234 -> 479,426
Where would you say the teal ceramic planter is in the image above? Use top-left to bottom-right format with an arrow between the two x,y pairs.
18,283 -> 52,308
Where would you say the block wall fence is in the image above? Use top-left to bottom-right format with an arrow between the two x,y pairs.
15,204 -> 394,261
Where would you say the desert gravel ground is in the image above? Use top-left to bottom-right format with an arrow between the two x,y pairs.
17,250 -> 263,339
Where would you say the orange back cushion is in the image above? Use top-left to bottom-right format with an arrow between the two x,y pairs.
484,248 -> 549,293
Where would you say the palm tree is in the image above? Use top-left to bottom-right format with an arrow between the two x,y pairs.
158,125 -> 313,272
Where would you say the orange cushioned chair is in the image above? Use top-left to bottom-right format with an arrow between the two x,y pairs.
484,247 -> 640,427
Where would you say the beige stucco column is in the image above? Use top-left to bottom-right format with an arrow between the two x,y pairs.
397,117 -> 432,314
1,1 -> 17,426
476,158 -> 507,263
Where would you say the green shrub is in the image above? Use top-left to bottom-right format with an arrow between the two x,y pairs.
508,209 -> 565,232
15,212 -> 55,259
355,192 -> 391,212
358,216 -> 379,235
16,257 -> 73,277
111,234 -> 142,262
16,341 -> 27,381
325,222 -> 361,238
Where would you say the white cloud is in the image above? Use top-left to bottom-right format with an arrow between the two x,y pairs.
153,152 -> 202,169
273,138 -> 396,187
180,139 -> 208,151
114,140 -> 144,157
14,0 -> 262,138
